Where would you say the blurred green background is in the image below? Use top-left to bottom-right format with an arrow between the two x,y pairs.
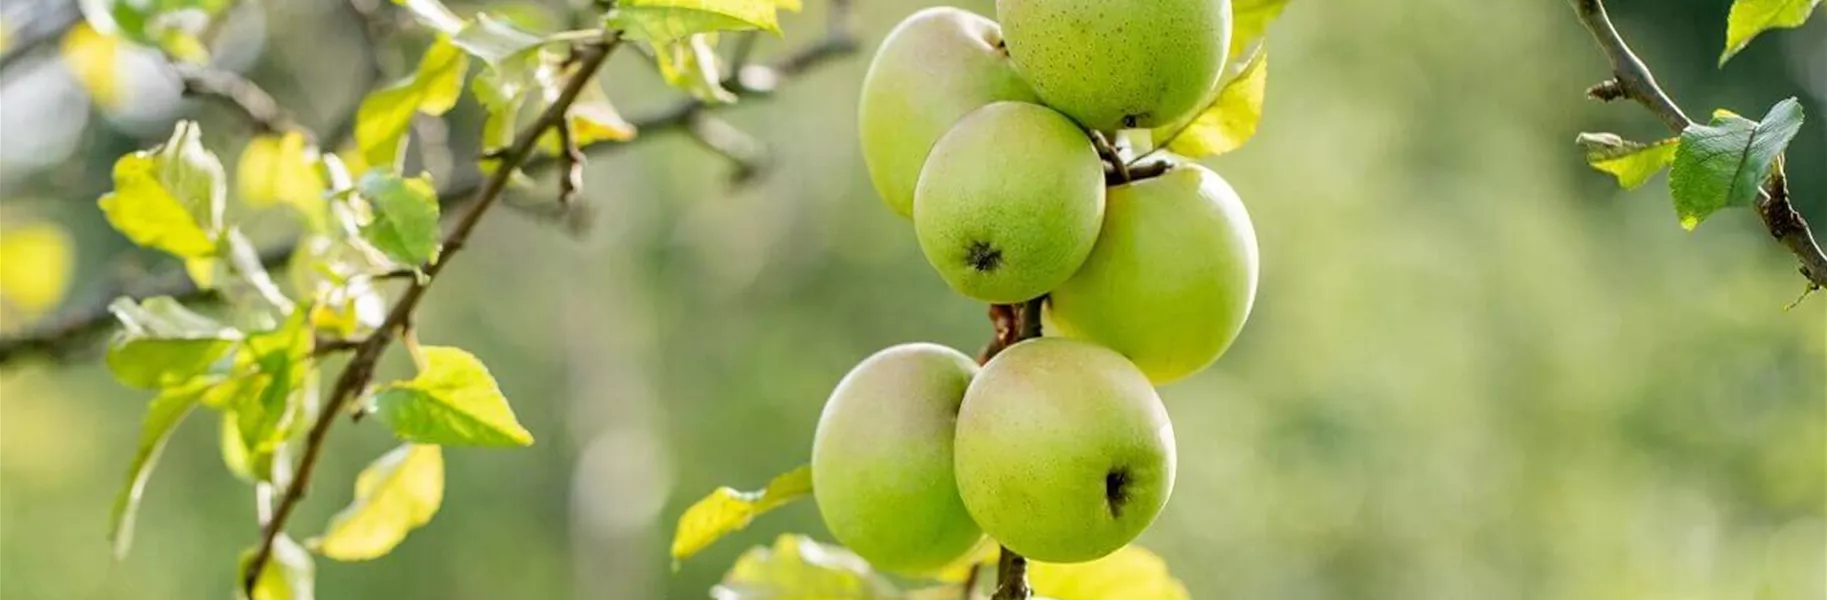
2,0 -> 1823,598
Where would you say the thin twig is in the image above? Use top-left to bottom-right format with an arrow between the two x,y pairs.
1570,0 -> 1827,290
240,34 -> 623,596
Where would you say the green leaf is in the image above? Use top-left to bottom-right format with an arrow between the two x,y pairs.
233,308 -> 315,456
712,535 -> 900,599
452,14 -> 546,63
357,171 -> 443,267
105,296 -> 239,389
314,444 -> 444,561
607,0 -> 782,44
1230,0 -> 1292,58
1029,545 -> 1190,600
371,346 -> 533,447
239,534 -> 315,600
354,38 -> 471,169
654,33 -> 736,103
392,0 -> 465,34
107,381 -> 206,559
1161,47 -> 1268,158
1720,0 -> 1821,66
1669,98 -> 1805,230
1577,133 -> 1680,190
98,121 -> 225,258
237,132 -> 328,228
671,465 -> 812,565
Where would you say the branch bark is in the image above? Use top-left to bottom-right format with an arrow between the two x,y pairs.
1570,0 -> 1827,290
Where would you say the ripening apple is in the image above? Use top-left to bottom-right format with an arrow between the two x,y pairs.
811,343 -> 984,573
914,102 -> 1105,304
1046,161 -> 1258,384
953,338 -> 1176,563
859,7 -> 1039,218
996,0 -> 1232,131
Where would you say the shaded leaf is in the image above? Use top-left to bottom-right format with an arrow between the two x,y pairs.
1577,133 -> 1679,190
672,465 -> 812,564
357,171 -> 442,267
354,38 -> 471,169
98,121 -> 226,258
1669,98 -> 1805,229
239,534 -> 315,600
237,132 -> 328,228
60,22 -> 123,109
0,222 -> 74,321
1162,47 -> 1268,158
372,346 -> 533,447
607,0 -> 782,44
712,535 -> 901,600
105,296 -> 239,389
1029,546 -> 1189,600
1720,0 -> 1821,65
315,445 -> 444,561
107,381 -> 207,558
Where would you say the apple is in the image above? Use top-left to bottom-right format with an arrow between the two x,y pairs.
1046,161 -> 1258,384
996,0 -> 1232,131
859,7 -> 1039,218
914,102 -> 1105,304
810,343 -> 984,573
953,338 -> 1176,563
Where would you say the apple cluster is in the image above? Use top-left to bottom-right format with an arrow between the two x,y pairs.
813,0 -> 1259,573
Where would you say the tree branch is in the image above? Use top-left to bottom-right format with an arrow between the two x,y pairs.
1570,0 -> 1827,290
240,33 -> 623,596
991,544 -> 1033,600
170,62 -> 297,135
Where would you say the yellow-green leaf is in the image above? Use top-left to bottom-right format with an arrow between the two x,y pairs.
240,534 -> 315,600
104,296 -> 240,389
99,121 -> 227,258
1163,48 -> 1268,158
315,444 -> 444,561
1230,0 -> 1292,58
0,222 -> 74,321
712,535 -> 900,599
356,171 -> 442,267
671,464 -> 812,564
394,0 -> 466,34
60,22 -> 123,109
655,33 -> 736,103
774,0 -> 801,12
1720,0 -> 1821,66
355,38 -> 471,169
108,380 -> 207,558
237,132 -> 327,225
607,0 -> 782,44
371,346 -> 533,447
1577,133 -> 1679,190
1029,546 -> 1190,600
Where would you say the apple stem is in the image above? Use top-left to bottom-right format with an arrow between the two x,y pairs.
992,545 -> 1033,600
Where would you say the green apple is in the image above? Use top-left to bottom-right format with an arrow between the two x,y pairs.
996,0 -> 1232,131
811,343 -> 984,573
1047,161 -> 1257,384
954,338 -> 1176,563
914,102 -> 1105,304
859,7 -> 1039,218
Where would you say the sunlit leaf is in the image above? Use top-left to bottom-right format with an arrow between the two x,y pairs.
357,171 -> 442,267
371,346 -> 533,447
99,121 -> 227,258
1720,0 -> 1821,66
712,535 -> 900,600
315,444 -> 444,561
60,22 -> 123,109
672,465 -> 812,565
607,0 -> 782,45
80,0 -> 229,61
239,534 -> 315,600
107,380 -> 207,558
392,0 -> 465,34
534,57 -> 638,153
1669,98 -> 1805,230
1162,48 -> 1268,158
355,38 -> 471,169
233,307 -> 315,456
0,222 -> 74,321
1230,0 -> 1292,58
655,33 -> 736,103
1577,133 -> 1679,190
1029,546 -> 1190,600
237,132 -> 328,229
452,13 -> 545,63
104,296 -> 239,389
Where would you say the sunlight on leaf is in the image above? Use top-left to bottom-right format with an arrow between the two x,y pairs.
355,38 -> 471,170
1230,0 -> 1292,58
607,0 -> 782,45
0,222 -> 74,322
1669,98 -> 1805,230
1029,546 -> 1190,600
80,0 -> 228,62
107,380 -> 207,558
315,444 -> 444,561
60,22 -> 123,109
1163,48 -> 1268,159
357,171 -> 442,268
672,464 -> 813,565
233,308 -> 315,457
1577,133 -> 1679,190
656,33 -> 736,103
104,296 -> 239,389
372,346 -> 534,447
452,13 -> 546,63
712,534 -> 901,600
99,121 -> 227,258
392,0 -> 466,35
240,534 -> 315,600
237,132 -> 328,228
1719,0 -> 1821,66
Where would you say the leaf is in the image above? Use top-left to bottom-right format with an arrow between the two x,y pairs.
393,0 -> 466,34
80,0 -> 230,61
452,14 -> 546,64
0,222 -> 74,321
607,0 -> 782,45
534,57 -> 638,153
1669,98 -> 1805,230
371,346 -> 533,447
60,22 -> 123,109
98,121 -> 227,258
107,381 -> 206,558
1720,0 -> 1821,65
237,132 -> 328,227
357,171 -> 442,267
1230,0 -> 1292,58
104,296 -> 239,389
1577,133 -> 1680,190
314,444 -> 444,561
671,465 -> 812,565
711,535 -> 901,600
1029,546 -> 1190,600
232,308 -> 315,457
239,534 -> 315,600
655,33 -> 736,103
354,38 -> 471,169
1162,47 -> 1268,158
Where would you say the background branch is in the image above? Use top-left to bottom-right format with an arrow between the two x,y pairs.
171,62 -> 297,135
